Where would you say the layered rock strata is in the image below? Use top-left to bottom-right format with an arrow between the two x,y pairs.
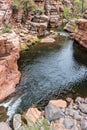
74,19 -> 87,48
0,32 -> 21,101
0,0 -> 12,26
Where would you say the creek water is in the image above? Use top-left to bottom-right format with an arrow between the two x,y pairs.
0,34 -> 87,122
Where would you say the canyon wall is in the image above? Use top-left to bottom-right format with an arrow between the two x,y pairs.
0,32 -> 21,101
74,19 -> 87,48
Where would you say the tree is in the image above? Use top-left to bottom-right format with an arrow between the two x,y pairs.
82,0 -> 84,13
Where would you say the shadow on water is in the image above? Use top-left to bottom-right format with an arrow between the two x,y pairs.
73,41 -> 87,66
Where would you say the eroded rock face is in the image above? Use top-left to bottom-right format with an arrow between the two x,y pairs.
44,0 -> 63,28
25,14 -> 49,36
74,19 -> 87,48
0,32 -> 21,101
0,0 -> 12,26
64,19 -> 77,33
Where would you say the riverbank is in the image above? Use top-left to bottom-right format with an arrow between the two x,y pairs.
0,0 -> 87,130
0,97 -> 87,130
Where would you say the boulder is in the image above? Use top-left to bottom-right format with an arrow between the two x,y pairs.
64,19 -> 77,33
13,114 -> 26,130
26,107 -> 42,123
45,103 -> 64,121
13,114 -> 22,130
49,99 -> 67,108
41,37 -> 55,44
0,122 -> 12,130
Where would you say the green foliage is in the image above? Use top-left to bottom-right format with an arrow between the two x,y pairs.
63,6 -> 71,20
2,23 -> 11,33
33,37 -> 40,44
75,13 -> 83,19
71,24 -> 77,31
12,0 -> 44,12
20,43 -> 29,51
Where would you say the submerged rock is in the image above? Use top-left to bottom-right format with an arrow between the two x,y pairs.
41,37 -> 55,44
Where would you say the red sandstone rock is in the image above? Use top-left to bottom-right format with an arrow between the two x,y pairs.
74,19 -> 87,48
26,107 -> 42,123
49,99 -> 67,108
0,32 -> 21,101
0,0 -> 12,26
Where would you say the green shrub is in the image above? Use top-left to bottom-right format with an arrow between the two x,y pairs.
71,24 -> 77,31
33,37 -> 40,44
20,43 -> 29,51
63,6 -> 71,20
2,23 -> 11,33
75,13 -> 83,19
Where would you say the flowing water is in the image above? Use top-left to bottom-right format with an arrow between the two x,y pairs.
0,34 -> 87,122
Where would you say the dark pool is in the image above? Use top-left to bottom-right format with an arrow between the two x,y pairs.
1,37 -> 87,121
17,38 -> 87,110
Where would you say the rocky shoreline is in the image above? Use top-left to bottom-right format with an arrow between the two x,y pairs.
0,0 -> 87,100
0,0 -> 87,130
0,97 -> 87,130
